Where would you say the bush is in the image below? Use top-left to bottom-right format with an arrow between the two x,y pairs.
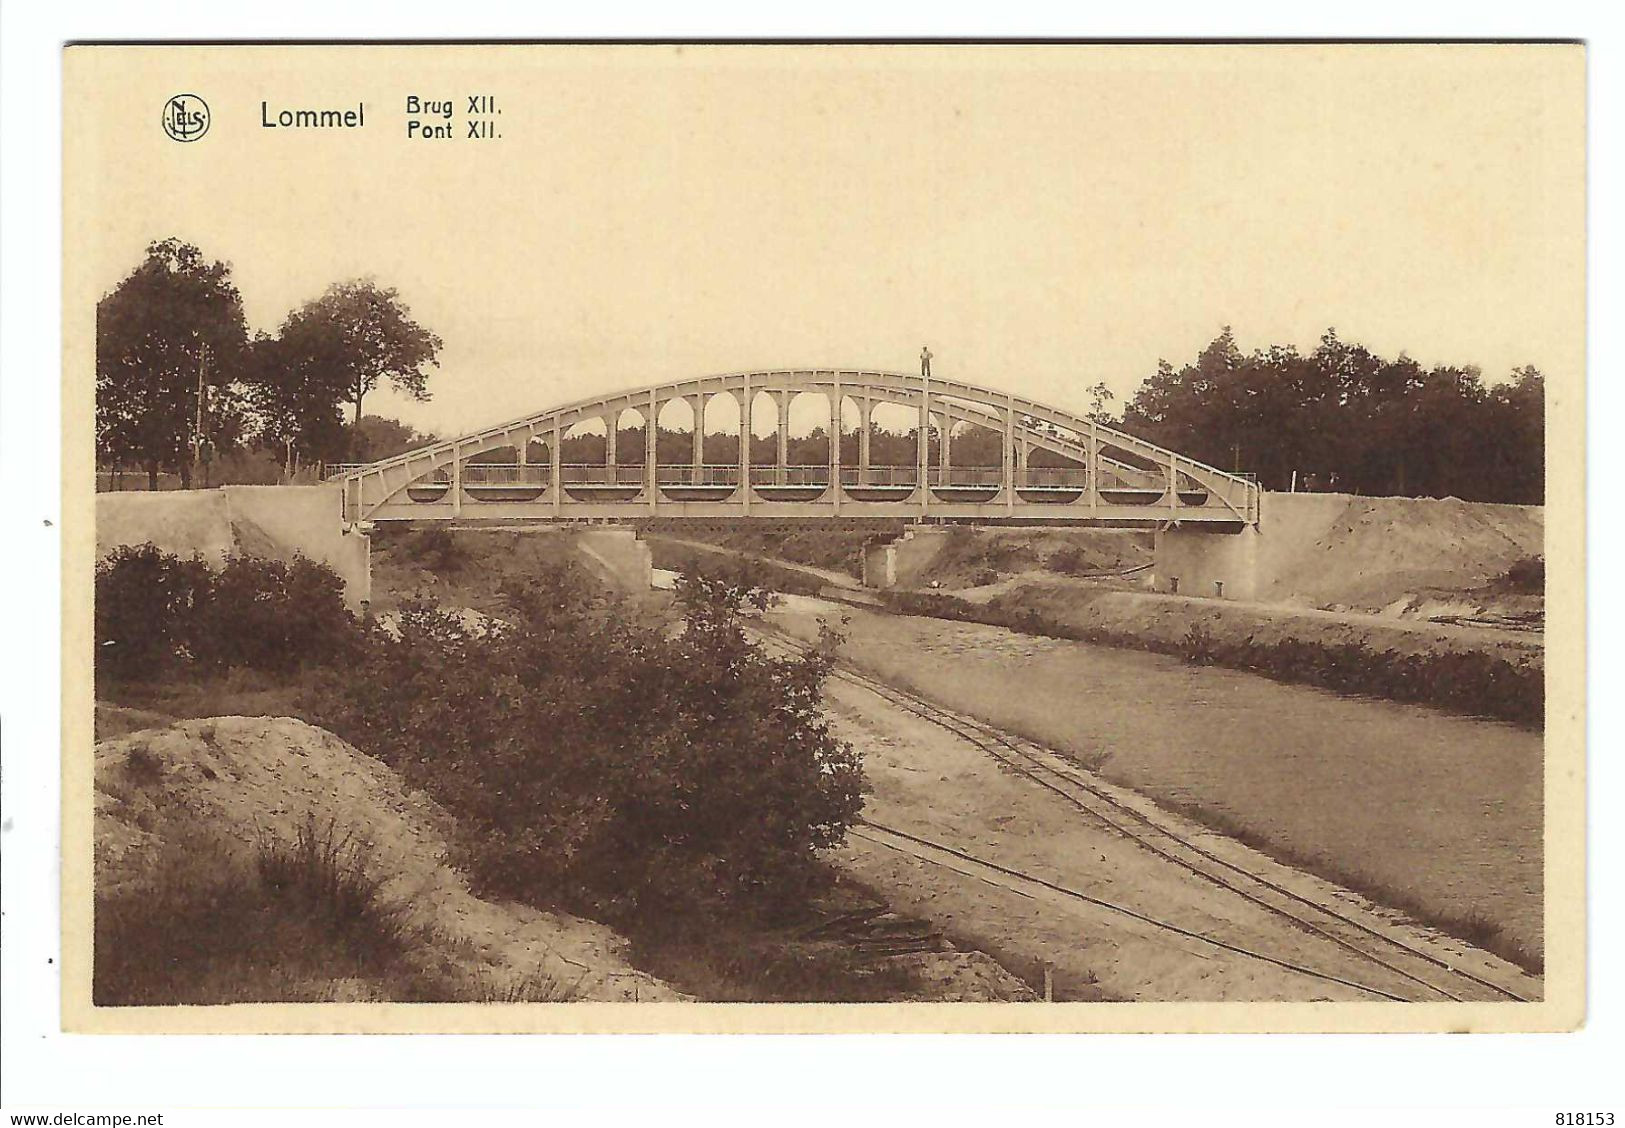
192,555 -> 359,672
94,545 -> 214,680
311,562 -> 867,926
404,526 -> 468,573
1501,555 -> 1544,592
95,545 -> 358,680
1180,624 -> 1217,665
95,823 -> 411,1005
1046,546 -> 1091,576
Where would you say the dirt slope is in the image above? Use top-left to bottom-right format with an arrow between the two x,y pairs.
96,716 -> 684,1002
913,527 -> 1151,590
1260,494 -> 1544,610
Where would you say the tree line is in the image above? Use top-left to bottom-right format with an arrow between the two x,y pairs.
96,238 -> 442,487
1118,328 -> 1544,503
97,240 -> 1545,504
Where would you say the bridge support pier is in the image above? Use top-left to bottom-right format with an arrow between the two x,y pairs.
575,526 -> 653,593
1152,524 -> 1260,601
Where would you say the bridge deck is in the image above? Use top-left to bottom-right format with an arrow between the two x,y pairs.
363,490 -> 1246,527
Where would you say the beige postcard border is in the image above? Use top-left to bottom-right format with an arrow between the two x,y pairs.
59,42 -> 1587,1034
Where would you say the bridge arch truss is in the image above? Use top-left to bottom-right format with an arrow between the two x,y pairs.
334,368 -> 1261,528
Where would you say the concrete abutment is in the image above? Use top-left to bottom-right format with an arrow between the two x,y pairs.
97,484 -> 372,610
1151,525 -> 1259,601
573,527 -> 654,592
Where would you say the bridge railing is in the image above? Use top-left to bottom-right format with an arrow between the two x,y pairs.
1019,466 -> 1091,488
463,463 -> 545,485
840,466 -> 919,486
559,464 -> 649,486
747,464 -> 831,487
657,464 -> 742,486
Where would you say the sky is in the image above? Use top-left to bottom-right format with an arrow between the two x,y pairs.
70,44 -> 1585,440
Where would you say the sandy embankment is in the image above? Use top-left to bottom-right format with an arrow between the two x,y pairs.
986,585 -> 1544,667
97,716 -> 685,1002
904,494 -> 1546,667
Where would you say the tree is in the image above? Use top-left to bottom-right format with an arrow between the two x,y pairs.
277,279 -> 442,431
96,239 -> 248,488
1119,327 -> 1545,501
1084,381 -> 1117,425
348,415 -> 438,463
241,332 -> 350,470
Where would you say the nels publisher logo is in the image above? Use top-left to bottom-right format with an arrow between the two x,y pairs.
162,94 -> 210,142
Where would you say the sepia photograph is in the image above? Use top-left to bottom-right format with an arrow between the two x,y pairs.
58,42 -> 1585,1034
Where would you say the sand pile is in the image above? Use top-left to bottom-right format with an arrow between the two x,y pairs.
96,716 -> 684,1002
1261,495 -> 1543,610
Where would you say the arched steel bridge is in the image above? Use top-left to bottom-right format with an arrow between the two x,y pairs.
332,362 -> 1260,529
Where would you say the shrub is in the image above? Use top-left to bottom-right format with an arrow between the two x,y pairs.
95,545 -> 358,680
192,555 -> 359,672
311,562 -> 867,926
404,526 -> 468,573
1047,546 -> 1091,576
94,545 -> 214,679
1501,555 -> 1544,592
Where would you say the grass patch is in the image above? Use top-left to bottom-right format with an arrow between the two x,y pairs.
98,665 -> 321,726
631,930 -> 926,1002
254,815 -> 411,957
620,868 -> 929,1002
95,816 -> 585,1005
96,823 -> 415,1005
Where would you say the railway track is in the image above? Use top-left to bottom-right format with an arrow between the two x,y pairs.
750,623 -> 1536,1004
